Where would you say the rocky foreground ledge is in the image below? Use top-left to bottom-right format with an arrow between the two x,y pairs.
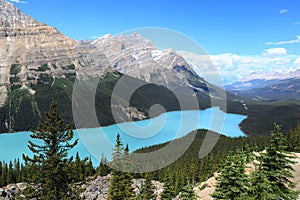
0,175 -> 164,200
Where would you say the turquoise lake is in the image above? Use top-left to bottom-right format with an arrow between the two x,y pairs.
0,107 -> 247,166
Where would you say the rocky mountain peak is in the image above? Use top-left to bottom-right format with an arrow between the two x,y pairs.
0,0 -> 207,108
0,0 -> 83,67
0,0 -> 40,28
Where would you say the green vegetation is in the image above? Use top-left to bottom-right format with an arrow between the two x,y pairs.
10,64 -> 21,75
134,130 -> 270,198
286,122 -> 300,152
36,64 -> 50,72
0,72 -> 182,133
211,150 -> 249,199
199,183 -> 208,191
108,134 -> 135,200
9,76 -> 19,83
26,76 -> 36,81
239,100 -> 300,136
64,72 -> 77,82
61,64 -> 75,70
136,176 -> 157,200
259,124 -> 299,199
22,101 -> 80,199
179,183 -> 197,200
212,124 -> 299,200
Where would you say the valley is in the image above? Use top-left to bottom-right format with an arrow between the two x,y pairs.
0,0 -> 300,199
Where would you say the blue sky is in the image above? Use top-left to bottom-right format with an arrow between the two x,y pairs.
9,0 -> 300,83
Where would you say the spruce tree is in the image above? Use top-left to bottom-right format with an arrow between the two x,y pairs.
286,123 -> 300,152
85,156 -> 95,177
22,101 -> 79,200
0,161 -> 3,186
211,150 -> 249,200
98,154 -> 110,176
136,175 -> 157,200
248,153 -> 277,200
143,177 -> 157,200
261,124 -> 299,200
108,134 -> 135,200
2,162 -> 7,186
7,161 -> 13,184
179,183 -> 197,200
160,174 -> 176,200
122,144 -> 135,198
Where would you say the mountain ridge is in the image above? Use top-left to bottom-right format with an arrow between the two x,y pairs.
0,0 -> 209,109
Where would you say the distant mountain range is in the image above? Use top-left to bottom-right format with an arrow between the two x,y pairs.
226,70 -> 300,101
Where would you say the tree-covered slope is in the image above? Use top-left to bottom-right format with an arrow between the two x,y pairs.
0,71 -> 183,133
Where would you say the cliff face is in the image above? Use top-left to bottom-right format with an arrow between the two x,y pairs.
0,0 -> 107,106
0,0 -> 81,67
92,33 -> 201,91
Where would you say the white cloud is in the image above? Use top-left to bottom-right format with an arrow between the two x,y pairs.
295,22 -> 300,25
266,36 -> 300,45
178,49 -> 298,84
263,48 -> 287,56
8,0 -> 27,3
279,9 -> 288,14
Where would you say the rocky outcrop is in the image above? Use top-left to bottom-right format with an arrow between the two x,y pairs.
0,183 -> 27,199
80,175 -> 111,200
81,175 -> 164,200
0,175 -> 164,200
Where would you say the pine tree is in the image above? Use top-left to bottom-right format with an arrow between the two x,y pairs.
160,174 -> 176,200
286,123 -> 300,152
261,124 -> 299,200
73,152 -> 83,182
7,161 -> 13,184
143,177 -> 157,200
14,158 -> 21,183
85,156 -> 95,177
211,150 -> 249,200
22,101 -> 79,200
108,134 -> 135,200
136,175 -> 157,200
248,153 -> 277,200
122,144 -> 135,198
2,163 -> 7,187
98,154 -> 110,176
179,183 -> 197,200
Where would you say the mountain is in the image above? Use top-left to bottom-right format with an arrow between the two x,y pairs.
226,70 -> 300,101
0,0 -> 214,133
230,78 -> 300,101
0,0 -> 211,108
92,33 -> 202,92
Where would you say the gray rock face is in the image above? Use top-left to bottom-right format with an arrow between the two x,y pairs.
0,176 -> 164,200
0,183 -> 27,199
93,33 -> 202,93
81,175 -> 164,200
81,175 -> 111,200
